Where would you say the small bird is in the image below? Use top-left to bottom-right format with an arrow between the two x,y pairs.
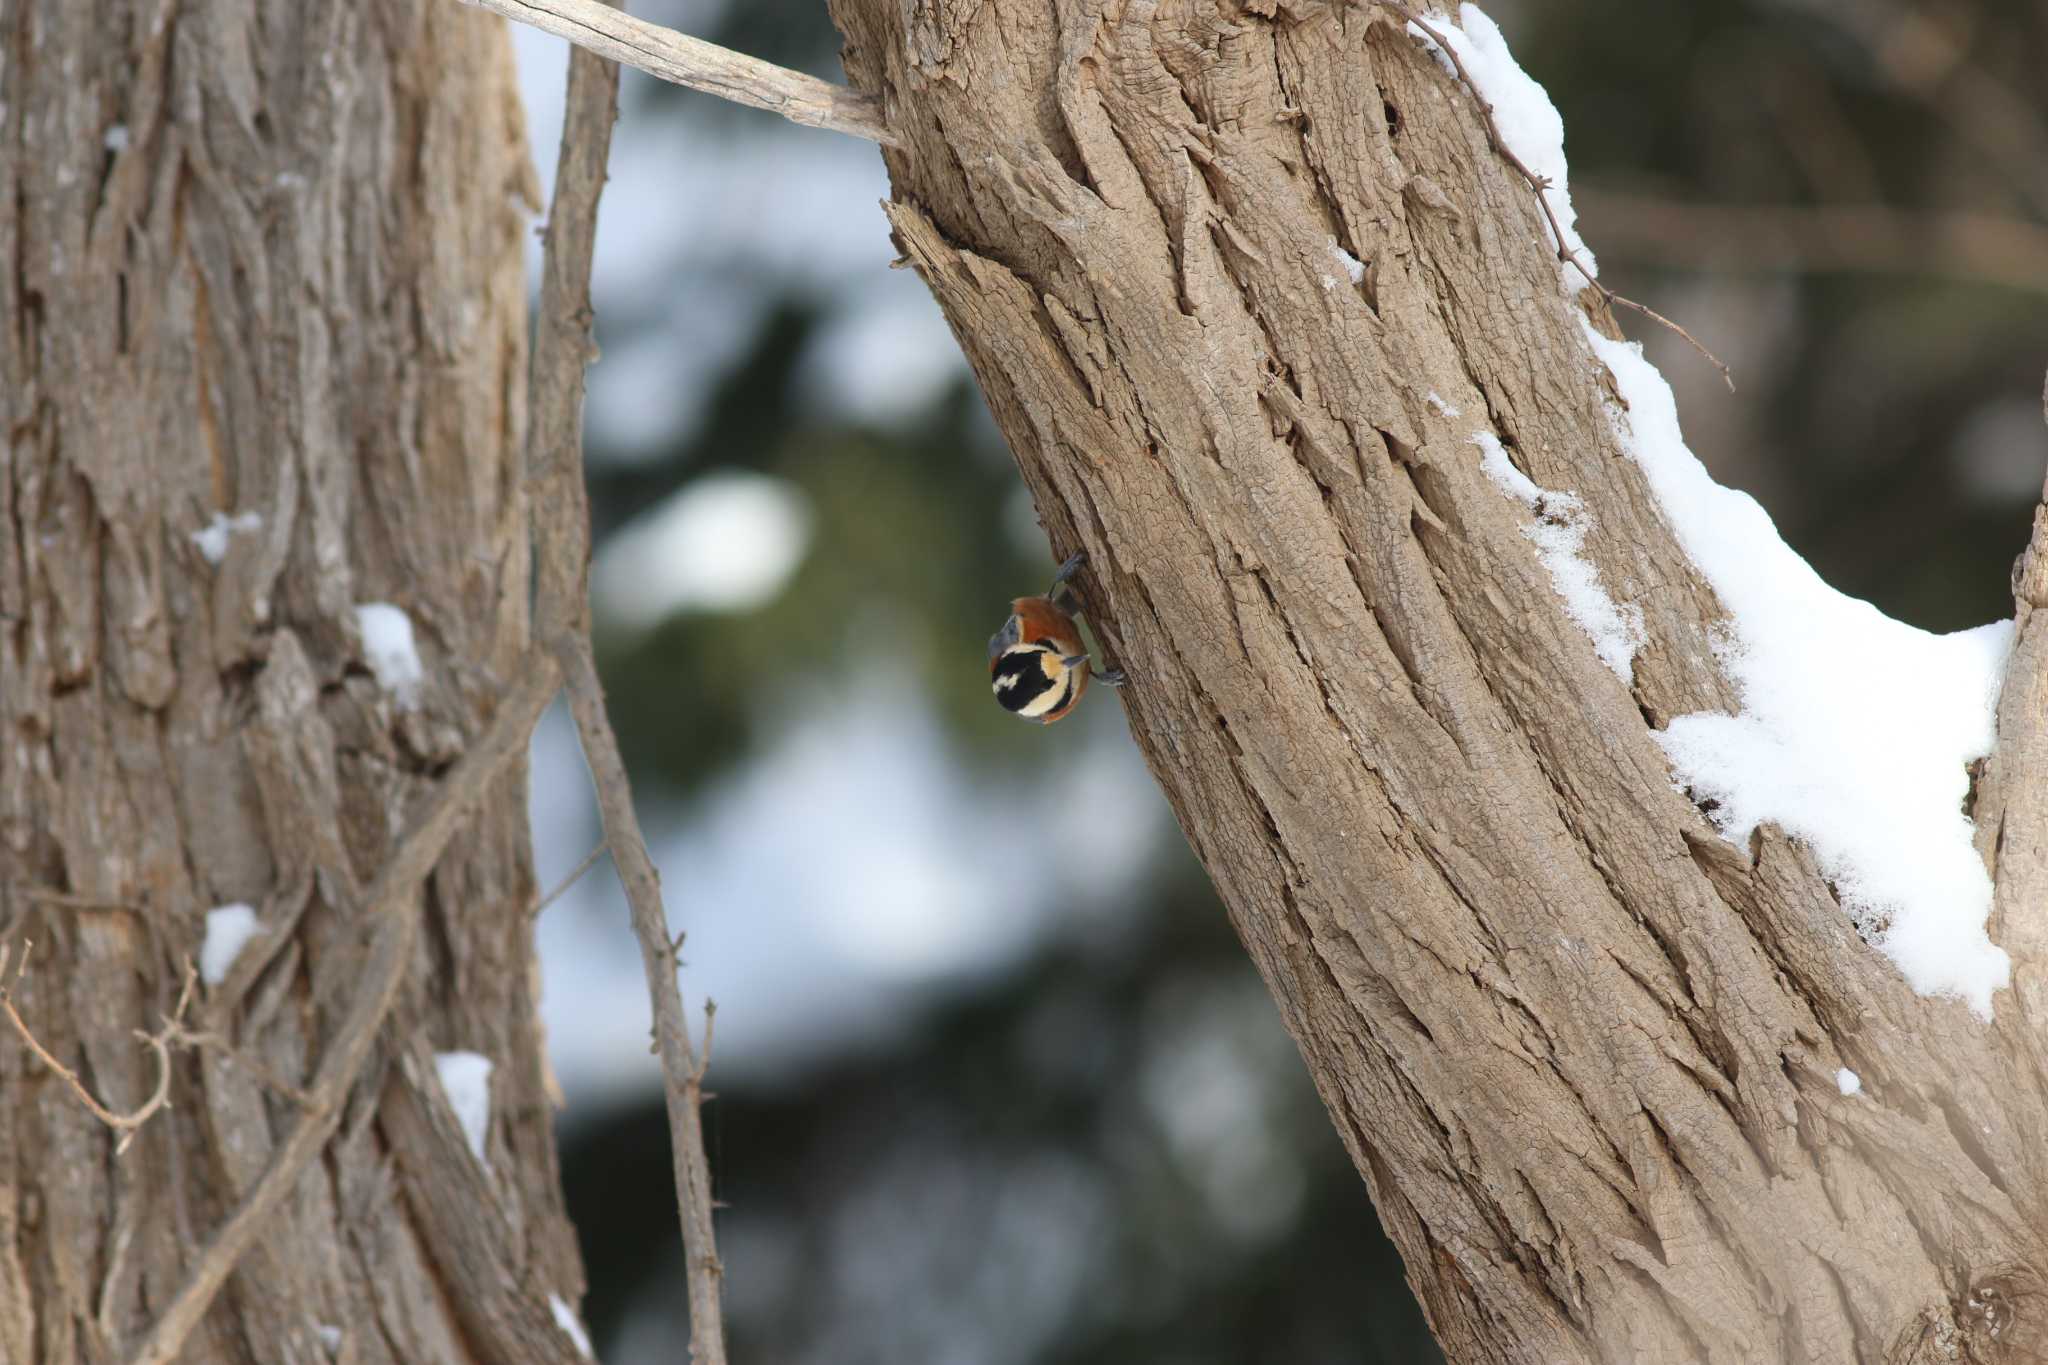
989,551 -> 1126,724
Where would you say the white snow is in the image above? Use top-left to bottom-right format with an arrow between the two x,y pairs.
1473,430 -> 1542,503
1584,319 -> 2012,1016
593,470 -> 812,628
1473,432 -> 1643,681
1426,390 -> 1461,419
1836,1068 -> 1862,1096
1327,237 -> 1366,285
549,1295 -> 593,1358
315,1325 -> 343,1353
433,1051 -> 494,1166
1409,6 -> 1595,283
198,904 -> 261,986
190,511 -> 262,564
354,603 -> 425,710
1430,4 -> 2013,1015
104,123 -> 129,153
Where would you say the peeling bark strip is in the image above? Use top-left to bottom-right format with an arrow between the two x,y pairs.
828,1 -> 2048,1359
1,3 -> 585,1361
460,0 -> 899,146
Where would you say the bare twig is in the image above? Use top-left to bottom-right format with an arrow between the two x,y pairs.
558,645 -> 728,1353
1381,2 -> 1735,391
124,660 -> 562,1365
523,10 -> 729,1359
9,884 -> 145,912
531,840 -> 611,918
0,945 -> 197,1155
455,0 -> 899,148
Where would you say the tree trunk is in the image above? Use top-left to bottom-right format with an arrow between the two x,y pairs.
827,1 -> 2048,1359
1,4 -> 588,1360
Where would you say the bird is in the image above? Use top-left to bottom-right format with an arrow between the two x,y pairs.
989,551 -> 1126,724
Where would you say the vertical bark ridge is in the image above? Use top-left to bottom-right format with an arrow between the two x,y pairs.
1,3 -> 582,1359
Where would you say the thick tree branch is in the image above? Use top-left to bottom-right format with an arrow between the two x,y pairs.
524,12 -> 730,1360
458,0 -> 899,147
1974,381 -> 2048,1083
832,0 -> 2048,1354
8,4 -> 578,1357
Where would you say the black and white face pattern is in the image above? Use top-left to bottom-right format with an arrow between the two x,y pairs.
992,645 -> 1077,720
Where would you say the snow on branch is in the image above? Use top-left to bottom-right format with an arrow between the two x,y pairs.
1588,318 -> 2014,1018
1432,4 -> 2015,1017
1386,2 -> 1734,389
1473,432 -> 1644,681
457,0 -> 899,147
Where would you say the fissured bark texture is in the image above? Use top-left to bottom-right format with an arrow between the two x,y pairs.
828,1 -> 2048,1359
0,4 -> 586,1360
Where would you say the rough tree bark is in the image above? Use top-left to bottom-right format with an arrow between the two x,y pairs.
1,4 -> 589,1361
827,1 -> 2048,1359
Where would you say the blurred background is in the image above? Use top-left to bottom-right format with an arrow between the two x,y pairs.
513,1 -> 2048,1360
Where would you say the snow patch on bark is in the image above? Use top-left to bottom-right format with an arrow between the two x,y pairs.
433,1051 -> 494,1167
355,603 -> 426,709
191,511 -> 262,564
1474,432 -> 1643,682
1409,6 -> 1595,283
1585,320 -> 2011,1018
199,904 -> 262,986
1444,3 -> 2013,1018
549,1295 -> 593,1357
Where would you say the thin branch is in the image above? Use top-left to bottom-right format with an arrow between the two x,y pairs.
531,840 -> 611,918
456,0 -> 899,148
1380,2 -> 1735,392
124,660 -> 562,1365
523,10 -> 729,1360
557,643 -> 728,1355
0,945 -> 197,1155
170,1027 -> 316,1108
9,884 -> 146,912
